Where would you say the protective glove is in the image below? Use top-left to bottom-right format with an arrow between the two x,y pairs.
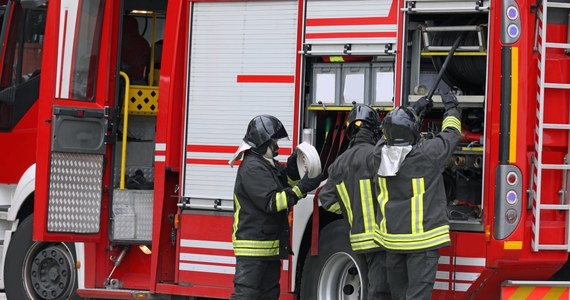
441,93 -> 459,111
410,96 -> 433,117
286,150 -> 301,181
296,173 -> 323,195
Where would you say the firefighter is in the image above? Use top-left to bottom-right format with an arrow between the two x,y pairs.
319,105 -> 391,299
375,94 -> 461,300
229,115 -> 322,300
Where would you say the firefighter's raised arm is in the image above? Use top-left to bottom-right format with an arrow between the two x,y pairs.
421,93 -> 462,172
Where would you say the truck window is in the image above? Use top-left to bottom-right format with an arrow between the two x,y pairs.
57,0 -> 104,101
0,3 -> 44,131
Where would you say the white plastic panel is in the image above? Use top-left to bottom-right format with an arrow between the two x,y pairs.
305,0 -> 397,54
183,1 -> 298,204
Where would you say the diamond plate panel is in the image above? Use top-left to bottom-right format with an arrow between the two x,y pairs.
112,189 -> 153,241
113,205 -> 136,239
47,152 -> 103,233
133,190 -> 153,241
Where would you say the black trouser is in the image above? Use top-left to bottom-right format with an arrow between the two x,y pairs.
364,251 -> 392,300
230,257 -> 280,300
385,250 -> 439,300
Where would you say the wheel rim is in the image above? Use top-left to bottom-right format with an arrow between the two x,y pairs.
23,243 -> 76,300
317,252 -> 363,300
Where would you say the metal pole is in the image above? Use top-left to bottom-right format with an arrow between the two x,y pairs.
426,32 -> 466,101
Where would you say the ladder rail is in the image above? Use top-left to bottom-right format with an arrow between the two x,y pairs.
533,0 -> 570,252
532,0 -> 548,252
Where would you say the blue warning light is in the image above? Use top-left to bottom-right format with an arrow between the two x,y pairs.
507,24 -> 519,39
506,190 -> 518,205
506,6 -> 518,20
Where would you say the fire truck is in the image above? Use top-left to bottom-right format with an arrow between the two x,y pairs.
0,0 -> 564,298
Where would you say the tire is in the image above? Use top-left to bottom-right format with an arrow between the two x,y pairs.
4,214 -> 80,300
300,220 -> 368,300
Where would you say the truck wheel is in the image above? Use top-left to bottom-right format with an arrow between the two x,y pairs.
300,219 -> 368,300
5,214 -> 79,300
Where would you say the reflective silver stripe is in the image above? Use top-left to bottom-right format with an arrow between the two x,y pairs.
411,178 -> 425,234
442,116 -> 461,132
276,191 -> 288,212
336,182 -> 353,225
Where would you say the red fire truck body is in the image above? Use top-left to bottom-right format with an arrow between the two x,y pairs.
0,0 -> 563,299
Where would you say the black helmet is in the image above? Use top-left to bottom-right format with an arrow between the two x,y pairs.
382,106 -> 421,146
346,105 -> 381,140
243,115 -> 288,149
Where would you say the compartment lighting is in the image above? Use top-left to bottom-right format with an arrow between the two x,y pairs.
139,245 -> 152,255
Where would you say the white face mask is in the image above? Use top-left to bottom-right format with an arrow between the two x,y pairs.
264,139 -> 279,158
264,145 -> 274,160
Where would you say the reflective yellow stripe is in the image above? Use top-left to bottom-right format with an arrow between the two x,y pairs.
292,185 -> 304,199
232,194 -> 241,241
233,239 -> 279,248
351,239 -> 381,251
379,232 -> 450,251
232,196 -> 280,257
382,225 -> 449,241
325,202 -> 342,214
380,225 -> 450,250
233,247 -> 280,257
350,232 -> 380,242
288,176 -> 299,187
377,177 -> 388,234
411,178 -> 425,234
509,46 -> 518,163
350,232 -> 382,251
442,116 -> 461,132
276,191 -> 288,212
233,239 -> 280,256
336,182 -> 353,225
329,56 -> 344,62
360,179 -> 375,234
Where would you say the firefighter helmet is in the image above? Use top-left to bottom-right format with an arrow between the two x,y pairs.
382,106 -> 421,146
346,105 -> 381,140
243,115 -> 288,149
